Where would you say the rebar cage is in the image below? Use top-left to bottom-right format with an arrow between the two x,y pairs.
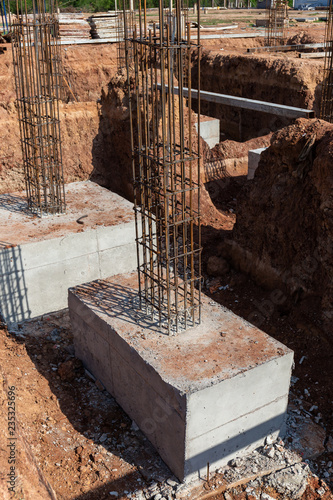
320,0 -> 333,122
265,0 -> 288,46
124,0 -> 202,334
117,6 -> 135,69
11,0 -> 65,216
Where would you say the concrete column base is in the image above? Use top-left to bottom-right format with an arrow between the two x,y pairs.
0,181 -> 137,325
69,272 -> 293,482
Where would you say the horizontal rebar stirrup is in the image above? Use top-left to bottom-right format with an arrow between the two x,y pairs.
11,0 -> 65,216
124,0 -> 202,334
265,0 -> 288,47
320,0 -> 333,122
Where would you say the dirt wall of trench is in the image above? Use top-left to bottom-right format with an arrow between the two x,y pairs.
0,45 -> 119,194
191,51 -> 324,141
226,118 -> 333,336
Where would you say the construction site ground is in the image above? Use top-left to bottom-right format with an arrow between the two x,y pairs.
0,8 -> 332,499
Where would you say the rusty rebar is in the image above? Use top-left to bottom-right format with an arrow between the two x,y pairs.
265,0 -> 288,47
124,0 -> 202,334
11,0 -> 65,216
117,4 -> 135,69
320,0 -> 333,122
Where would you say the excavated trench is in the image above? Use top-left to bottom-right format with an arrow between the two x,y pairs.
191,50 -> 323,141
1,43 -> 331,332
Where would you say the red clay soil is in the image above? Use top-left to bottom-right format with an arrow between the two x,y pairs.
227,118 -> 333,335
0,44 -> 119,195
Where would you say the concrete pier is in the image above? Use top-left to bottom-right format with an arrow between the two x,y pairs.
69,271 -> 293,482
0,181 -> 137,325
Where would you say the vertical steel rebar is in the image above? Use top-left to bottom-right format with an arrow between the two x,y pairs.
320,0 -> 333,122
11,0 -> 65,216
124,0 -> 202,334
265,0 -> 288,47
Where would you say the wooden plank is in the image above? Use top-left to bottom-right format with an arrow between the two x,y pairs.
161,85 -> 315,119
247,42 -> 325,53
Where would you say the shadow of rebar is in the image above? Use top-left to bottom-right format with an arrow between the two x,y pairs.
0,241 -> 30,325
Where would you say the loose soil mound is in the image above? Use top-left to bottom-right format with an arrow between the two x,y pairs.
287,31 -> 317,46
229,118 -> 333,334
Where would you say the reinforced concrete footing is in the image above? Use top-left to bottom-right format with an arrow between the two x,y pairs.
0,181 -> 137,325
69,271 -> 294,482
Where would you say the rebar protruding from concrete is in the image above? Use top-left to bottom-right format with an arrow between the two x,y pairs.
321,0 -> 333,122
265,0 -> 288,47
11,0 -> 65,216
124,0 -> 202,334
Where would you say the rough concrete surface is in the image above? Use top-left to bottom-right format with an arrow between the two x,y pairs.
69,271 -> 293,481
0,181 -> 137,324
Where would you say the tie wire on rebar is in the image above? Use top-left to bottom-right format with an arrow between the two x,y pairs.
11,0 -> 65,216
320,0 -> 333,122
123,0 -> 202,334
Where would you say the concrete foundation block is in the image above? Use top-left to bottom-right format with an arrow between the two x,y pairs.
0,181 -> 137,325
69,272 -> 294,482
248,147 -> 267,180
195,116 -> 220,148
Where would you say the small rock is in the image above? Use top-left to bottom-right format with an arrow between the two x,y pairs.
109,493 -> 118,498
326,435 -> 333,452
265,446 -> 275,459
316,487 -> 326,497
261,494 -> 275,500
99,433 -> 108,443
131,420 -> 139,432
224,493 -> 232,500
207,256 -> 230,277
50,328 -> 61,341
265,435 -> 275,446
154,495 -> 162,500
166,478 -> 178,487
229,457 -> 241,467
95,379 -> 105,391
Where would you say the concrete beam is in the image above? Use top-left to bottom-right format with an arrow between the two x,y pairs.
299,52 -> 325,58
247,42 -> 325,53
161,85 -> 315,119
192,33 -> 266,40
